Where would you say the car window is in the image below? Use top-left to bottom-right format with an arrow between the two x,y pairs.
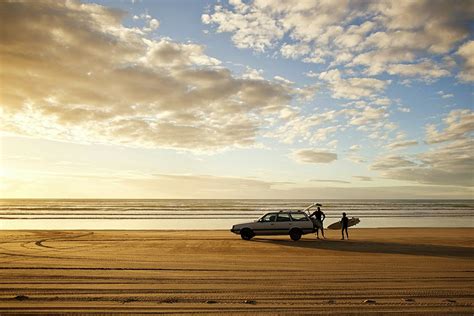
290,213 -> 309,221
277,213 -> 291,222
261,213 -> 277,222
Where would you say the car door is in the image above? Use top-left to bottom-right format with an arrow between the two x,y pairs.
273,212 -> 292,234
253,213 -> 277,235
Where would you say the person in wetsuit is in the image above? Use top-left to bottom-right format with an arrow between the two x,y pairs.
309,206 -> 326,239
341,212 -> 349,240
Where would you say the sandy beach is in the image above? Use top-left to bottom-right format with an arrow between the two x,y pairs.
0,228 -> 472,314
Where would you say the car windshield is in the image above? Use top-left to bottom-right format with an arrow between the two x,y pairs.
290,213 -> 309,221
260,213 -> 277,222
277,213 -> 291,222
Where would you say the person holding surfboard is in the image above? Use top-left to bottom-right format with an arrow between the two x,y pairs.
341,212 -> 349,240
309,206 -> 326,239
327,214 -> 360,233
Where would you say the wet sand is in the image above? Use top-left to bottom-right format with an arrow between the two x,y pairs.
0,228 -> 472,314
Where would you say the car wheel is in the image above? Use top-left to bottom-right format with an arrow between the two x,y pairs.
289,229 -> 302,241
240,228 -> 254,240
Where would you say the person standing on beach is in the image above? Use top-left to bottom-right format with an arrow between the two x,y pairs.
310,206 -> 326,239
341,212 -> 349,240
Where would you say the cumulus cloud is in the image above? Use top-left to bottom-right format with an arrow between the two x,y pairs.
385,59 -> 450,82
347,106 -> 388,126
0,0 -> 304,151
270,110 -> 341,144
203,0 -> 473,82
271,103 -> 393,146
145,38 -> 221,67
373,98 -> 391,106
291,149 -> 337,164
437,90 -> 454,99
387,140 -> 418,149
349,144 -> 361,151
425,109 -> 474,144
456,40 -> 474,82
280,43 -> 310,59
310,125 -> 340,142
318,69 -> 389,100
201,0 -> 285,52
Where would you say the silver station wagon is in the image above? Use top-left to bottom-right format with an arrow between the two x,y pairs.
230,210 -> 315,241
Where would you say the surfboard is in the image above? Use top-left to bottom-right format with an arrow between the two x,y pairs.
327,217 -> 360,230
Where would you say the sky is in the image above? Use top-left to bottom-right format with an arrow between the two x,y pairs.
0,0 -> 473,199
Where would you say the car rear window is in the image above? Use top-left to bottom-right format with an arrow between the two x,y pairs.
290,213 -> 309,221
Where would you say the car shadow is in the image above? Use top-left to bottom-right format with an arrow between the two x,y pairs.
251,237 -> 473,259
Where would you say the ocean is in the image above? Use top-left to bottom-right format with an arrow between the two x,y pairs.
0,199 -> 473,230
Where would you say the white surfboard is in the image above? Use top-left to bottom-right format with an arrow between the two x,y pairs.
327,217 -> 360,230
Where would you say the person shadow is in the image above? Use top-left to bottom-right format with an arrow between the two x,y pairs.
251,237 -> 473,259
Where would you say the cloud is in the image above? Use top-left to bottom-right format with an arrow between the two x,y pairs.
291,149 -> 337,164
398,107 -> 410,113
146,38 -> 221,67
385,59 -> 450,82
280,43 -> 310,59
352,176 -> 372,181
146,18 -> 160,31
456,40 -> 474,82
305,71 -> 319,78
150,173 -> 284,194
0,0 -> 300,152
270,95 -> 396,148
368,109 -> 474,187
1,168 -> 294,199
371,110 -> 474,187
373,98 -> 391,106
271,101 -> 393,147
425,109 -> 474,144
310,125 -> 339,142
311,179 -> 350,184
3,167 -> 472,198
387,140 -> 418,149
437,90 -> 454,99
348,106 -> 388,126
370,155 -> 417,170
326,139 -> 338,149
203,0 -> 473,82
318,69 -> 389,100
201,1 -> 285,52
242,66 -> 264,80
270,110 -> 341,144
347,155 -> 367,164
381,139 -> 474,187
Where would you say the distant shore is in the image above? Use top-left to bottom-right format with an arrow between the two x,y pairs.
0,228 -> 473,314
